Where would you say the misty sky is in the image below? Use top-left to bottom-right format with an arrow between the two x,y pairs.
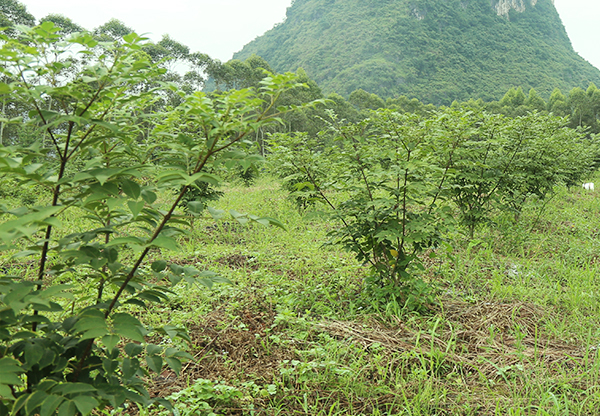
16,0 -> 600,71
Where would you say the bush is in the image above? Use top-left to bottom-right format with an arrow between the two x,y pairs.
0,23 -> 310,416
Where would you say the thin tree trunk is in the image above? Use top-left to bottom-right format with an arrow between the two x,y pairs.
0,97 -> 5,146
42,97 -> 53,148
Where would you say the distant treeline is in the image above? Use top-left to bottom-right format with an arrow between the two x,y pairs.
1,0 -> 599,148
205,54 -> 600,136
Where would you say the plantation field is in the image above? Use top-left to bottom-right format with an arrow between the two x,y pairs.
72,174 -> 600,416
2,23 -> 600,416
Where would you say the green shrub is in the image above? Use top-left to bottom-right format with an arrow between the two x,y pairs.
0,23 -> 310,416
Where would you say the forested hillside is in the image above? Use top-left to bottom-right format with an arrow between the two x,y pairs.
235,0 -> 600,104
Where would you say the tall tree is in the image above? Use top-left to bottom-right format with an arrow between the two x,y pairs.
567,87 -> 592,128
93,18 -> 134,42
0,0 -> 35,34
548,88 -> 569,117
524,88 -> 546,112
39,14 -> 84,35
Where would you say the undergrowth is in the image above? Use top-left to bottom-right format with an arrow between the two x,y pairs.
37,173 -> 598,415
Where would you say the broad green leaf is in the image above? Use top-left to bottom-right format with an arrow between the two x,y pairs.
40,395 -> 64,416
198,278 -> 213,289
229,210 -> 249,225
102,358 -> 119,375
91,119 -> 120,133
0,206 -> 62,242
127,200 -> 145,218
146,355 -> 163,373
187,172 -> 221,186
0,328 -> 10,341
106,236 -> 146,247
187,201 -> 205,215
57,400 -> 77,416
149,236 -> 179,251
146,344 -> 162,355
121,179 -> 141,199
74,309 -> 108,340
112,313 -> 145,342
104,247 -> 119,264
124,298 -> 147,308
51,383 -> 98,395
72,395 -> 99,416
207,206 -> 225,220
0,372 -> 22,385
124,343 -> 144,357
11,393 -> 28,415
101,335 -> 120,351
88,168 -> 123,186
35,380 -> 57,392
141,189 -> 157,204
24,342 -> 44,366
40,284 -> 74,299
151,260 -> 167,272
25,390 -> 49,415
106,197 -> 123,211
165,357 -> 182,375
0,385 -> 13,400
121,357 -> 140,380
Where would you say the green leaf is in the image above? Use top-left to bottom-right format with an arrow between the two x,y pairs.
112,313 -> 145,342
57,400 -> 77,416
91,119 -> 120,133
141,189 -> 157,204
127,200 -> 145,218
229,210 -> 249,225
165,357 -> 182,375
124,343 -> 144,357
151,260 -> 167,272
121,358 -> 140,380
0,372 -> 22,385
0,82 -> 11,94
102,358 -> 119,375
0,358 -> 25,387
0,206 -> 63,243
11,393 -> 28,415
0,385 -> 13,400
150,236 -> 179,251
187,172 -> 221,186
51,383 -> 98,396
74,309 -> 108,340
257,216 -> 286,230
25,390 -> 49,415
187,201 -> 205,215
72,395 -> 99,416
207,206 -> 226,220
146,344 -> 162,355
106,236 -> 146,247
124,298 -> 147,308
101,335 -> 120,351
40,395 -> 65,416
121,179 -> 141,199
24,342 -> 44,367
146,355 -> 163,373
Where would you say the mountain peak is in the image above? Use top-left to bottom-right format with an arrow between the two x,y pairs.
235,0 -> 598,104
492,0 -> 554,17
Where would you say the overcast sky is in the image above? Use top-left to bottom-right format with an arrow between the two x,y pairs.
17,0 -> 600,71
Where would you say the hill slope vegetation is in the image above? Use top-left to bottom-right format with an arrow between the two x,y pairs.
234,0 -> 600,104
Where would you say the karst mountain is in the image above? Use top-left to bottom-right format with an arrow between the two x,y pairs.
234,0 -> 600,104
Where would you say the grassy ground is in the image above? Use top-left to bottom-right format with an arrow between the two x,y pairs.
5,174 -> 600,415
132,174 -> 600,416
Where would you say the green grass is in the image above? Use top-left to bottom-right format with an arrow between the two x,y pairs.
6,174 -> 600,415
